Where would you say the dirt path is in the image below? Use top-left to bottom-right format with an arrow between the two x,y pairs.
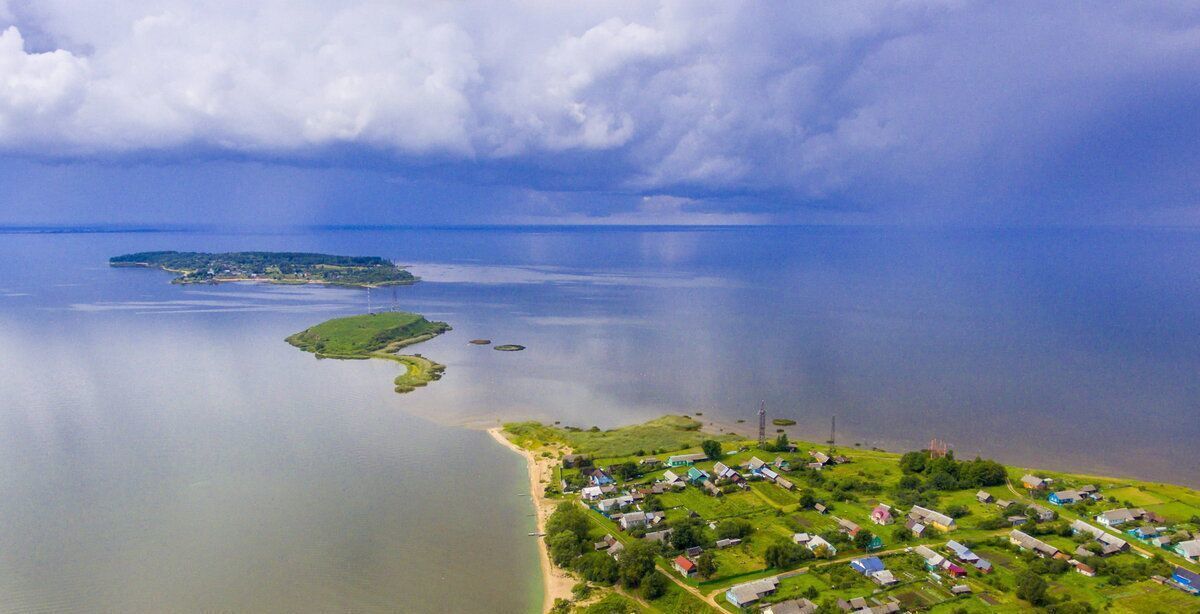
487,428 -> 575,612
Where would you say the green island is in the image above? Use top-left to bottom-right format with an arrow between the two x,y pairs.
286,311 -> 450,393
772,419 -> 797,427
110,251 -> 416,287
497,416 -> 1200,614
495,344 -> 527,352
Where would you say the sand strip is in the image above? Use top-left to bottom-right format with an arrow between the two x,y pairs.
488,428 -> 574,613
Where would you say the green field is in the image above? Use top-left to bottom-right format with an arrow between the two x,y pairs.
286,311 -> 450,356
503,416 -> 738,458
285,312 -> 450,394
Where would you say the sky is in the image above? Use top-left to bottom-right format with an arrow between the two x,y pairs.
0,1 -> 1198,227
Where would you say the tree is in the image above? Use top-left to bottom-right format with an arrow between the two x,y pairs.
899,451 -> 927,474
641,571 -> 668,600
717,519 -> 753,540
548,531 -> 584,567
696,552 -> 718,578
669,519 -> 706,550
547,503 -> 591,542
1016,571 -> 1049,606
617,542 -> 658,588
701,440 -> 723,461
798,491 -> 816,509
612,461 -> 640,481
574,551 -> 619,584
774,433 -> 789,451
764,542 -> 811,568
853,531 -> 874,551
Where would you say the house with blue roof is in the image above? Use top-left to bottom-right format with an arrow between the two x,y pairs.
687,466 -> 709,483
850,556 -> 885,575
1172,566 -> 1199,592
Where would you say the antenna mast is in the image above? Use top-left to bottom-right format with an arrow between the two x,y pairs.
830,415 -> 836,448
757,400 -> 766,446
367,287 -> 373,314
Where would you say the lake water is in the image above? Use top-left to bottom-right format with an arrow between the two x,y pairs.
0,225 -> 1198,612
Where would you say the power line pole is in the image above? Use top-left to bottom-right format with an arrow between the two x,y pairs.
829,415 -> 836,449
757,400 -> 766,446
367,287 -> 373,314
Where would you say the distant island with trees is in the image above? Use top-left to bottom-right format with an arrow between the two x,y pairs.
287,311 -> 451,393
109,251 -> 416,287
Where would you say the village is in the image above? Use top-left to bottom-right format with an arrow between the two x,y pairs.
503,416 -> 1200,613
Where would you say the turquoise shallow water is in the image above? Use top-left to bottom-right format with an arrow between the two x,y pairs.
0,225 -> 1198,611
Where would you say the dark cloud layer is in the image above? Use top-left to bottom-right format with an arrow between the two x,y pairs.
0,1 -> 1197,224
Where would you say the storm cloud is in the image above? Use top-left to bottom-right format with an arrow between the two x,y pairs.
1,1 -> 1198,223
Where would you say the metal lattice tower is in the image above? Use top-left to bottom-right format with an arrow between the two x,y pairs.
757,400 -> 766,445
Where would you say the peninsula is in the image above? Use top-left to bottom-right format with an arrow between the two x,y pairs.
110,251 -> 416,287
494,416 -> 1200,613
287,311 -> 450,393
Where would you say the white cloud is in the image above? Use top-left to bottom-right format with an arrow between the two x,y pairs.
0,1 -> 1198,218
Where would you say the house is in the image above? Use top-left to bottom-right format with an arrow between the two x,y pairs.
850,556 -> 885,575
597,495 -> 634,513
837,517 -> 861,537
1049,490 -> 1085,505
1079,484 -> 1098,496
1007,515 -> 1029,526
1095,508 -> 1145,527
673,556 -> 696,577
973,559 -> 993,573
725,577 -> 779,608
666,453 -> 707,467
1173,567 -> 1200,591
950,584 -> 972,595
1070,519 -> 1129,556
773,456 -> 791,471
638,457 -> 661,467
976,491 -> 994,504
763,598 -> 817,614
1152,535 -> 1174,548
716,537 -> 742,549
871,504 -> 894,525
814,503 -> 828,514
747,457 -> 768,473
1010,530 -> 1059,558
607,541 -> 625,559
703,480 -> 722,496
581,485 -> 605,501
810,451 -> 831,465
583,467 -> 615,486
914,545 -> 945,569
837,597 -> 900,613
761,467 -> 781,481
1173,539 -> 1200,562
644,529 -> 673,544
687,466 -> 710,483
1029,504 -> 1056,523
1130,526 -> 1162,540
906,518 -> 927,537
661,470 -> 685,486
620,511 -> 658,530
1075,562 -> 1096,577
685,546 -> 704,558
995,499 -> 1014,509
947,540 -> 978,563
776,476 -> 795,490
943,562 -> 967,577
871,570 -> 898,586
1022,474 -> 1048,490
910,505 -> 957,531
806,535 -> 837,556
792,532 -> 811,545
594,534 -> 618,550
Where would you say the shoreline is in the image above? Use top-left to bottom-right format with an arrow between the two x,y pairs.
487,427 -> 574,613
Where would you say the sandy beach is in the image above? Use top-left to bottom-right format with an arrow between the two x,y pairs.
487,427 -> 574,613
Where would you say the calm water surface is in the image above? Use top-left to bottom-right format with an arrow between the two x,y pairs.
0,226 -> 1198,611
